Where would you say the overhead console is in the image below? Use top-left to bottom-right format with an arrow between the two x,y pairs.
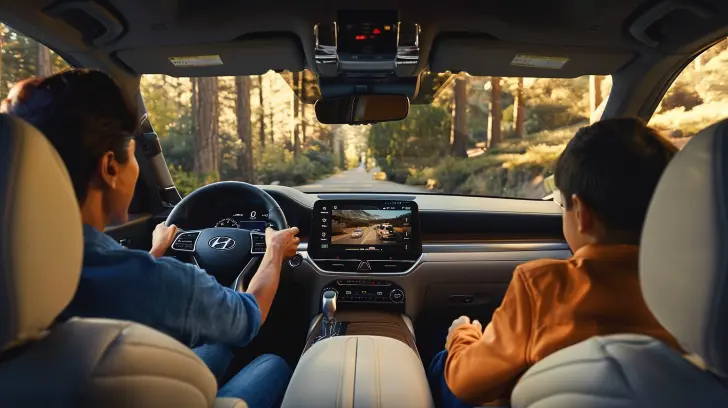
314,10 -> 420,79
308,199 -> 422,273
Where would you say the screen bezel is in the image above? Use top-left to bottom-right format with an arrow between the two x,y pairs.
308,199 -> 422,261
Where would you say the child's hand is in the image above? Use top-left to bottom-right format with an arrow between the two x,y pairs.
448,315 -> 472,334
446,316 -> 483,346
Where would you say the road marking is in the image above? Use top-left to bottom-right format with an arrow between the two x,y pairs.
362,226 -> 376,244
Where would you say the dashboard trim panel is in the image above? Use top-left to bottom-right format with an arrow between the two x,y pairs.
423,242 -> 570,253
298,241 -> 571,276
303,252 -> 426,276
297,241 -> 569,253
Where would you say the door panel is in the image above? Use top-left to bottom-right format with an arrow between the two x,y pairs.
104,213 -> 155,251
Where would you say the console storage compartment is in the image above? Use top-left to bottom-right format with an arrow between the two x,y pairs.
282,335 -> 434,408
304,311 -> 416,354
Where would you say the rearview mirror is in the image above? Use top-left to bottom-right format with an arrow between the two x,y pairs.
315,94 -> 410,125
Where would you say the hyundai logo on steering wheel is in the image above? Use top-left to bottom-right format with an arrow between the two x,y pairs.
208,236 -> 236,251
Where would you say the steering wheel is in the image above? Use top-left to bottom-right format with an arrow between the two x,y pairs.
165,181 -> 288,291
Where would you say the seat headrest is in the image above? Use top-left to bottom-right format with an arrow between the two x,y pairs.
640,118 -> 728,377
0,115 -> 83,350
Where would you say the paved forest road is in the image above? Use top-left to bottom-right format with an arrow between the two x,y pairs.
331,225 -> 379,245
296,167 -> 427,193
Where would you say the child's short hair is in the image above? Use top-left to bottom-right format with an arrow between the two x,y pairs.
554,117 -> 678,236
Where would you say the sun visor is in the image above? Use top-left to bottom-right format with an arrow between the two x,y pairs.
430,36 -> 635,78
115,35 -> 304,76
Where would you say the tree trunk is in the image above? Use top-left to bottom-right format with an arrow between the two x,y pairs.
236,76 -> 254,183
257,75 -> 266,148
37,43 -> 52,76
194,77 -> 219,176
489,77 -> 503,146
0,27 -> 4,96
452,74 -> 469,157
513,77 -> 525,139
267,75 -> 275,146
301,104 -> 307,145
339,139 -> 346,169
292,72 -> 301,156
212,77 -> 220,174
191,78 -> 198,143
299,74 -> 307,144
589,75 -> 603,123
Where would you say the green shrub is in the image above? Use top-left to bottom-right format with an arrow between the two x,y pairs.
405,167 -> 436,186
168,165 -> 219,197
659,78 -> 703,112
525,104 -> 586,134
253,142 -> 335,186
431,140 -> 566,198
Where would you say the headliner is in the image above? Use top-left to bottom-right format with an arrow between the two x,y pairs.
1,1 -> 727,84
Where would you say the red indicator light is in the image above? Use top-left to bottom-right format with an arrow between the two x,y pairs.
355,35 -> 366,40
373,28 -> 382,34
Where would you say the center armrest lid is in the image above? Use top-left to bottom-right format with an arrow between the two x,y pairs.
281,335 -> 435,408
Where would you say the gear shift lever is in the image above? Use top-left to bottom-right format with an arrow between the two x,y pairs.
321,290 -> 337,338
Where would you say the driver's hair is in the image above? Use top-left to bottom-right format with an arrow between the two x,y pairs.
1,69 -> 138,204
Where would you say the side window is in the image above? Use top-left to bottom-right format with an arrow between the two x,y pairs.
649,38 -> 728,148
0,23 -> 71,96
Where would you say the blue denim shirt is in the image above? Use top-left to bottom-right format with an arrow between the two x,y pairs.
61,224 -> 262,348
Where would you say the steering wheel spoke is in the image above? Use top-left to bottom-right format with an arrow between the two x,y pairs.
232,256 -> 263,293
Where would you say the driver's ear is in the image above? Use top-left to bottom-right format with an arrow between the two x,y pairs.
98,151 -> 120,189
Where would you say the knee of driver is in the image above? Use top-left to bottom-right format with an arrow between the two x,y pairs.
255,354 -> 292,377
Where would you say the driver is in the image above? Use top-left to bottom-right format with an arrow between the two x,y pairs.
2,69 -> 298,408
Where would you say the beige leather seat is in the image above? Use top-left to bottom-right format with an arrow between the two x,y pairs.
0,115 -> 246,407
511,119 -> 728,407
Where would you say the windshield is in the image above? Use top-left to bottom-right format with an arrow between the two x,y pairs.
141,73 -> 613,198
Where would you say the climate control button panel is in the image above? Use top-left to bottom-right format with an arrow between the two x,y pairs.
322,279 -> 405,306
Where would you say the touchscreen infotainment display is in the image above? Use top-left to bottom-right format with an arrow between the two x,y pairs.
309,200 -> 421,260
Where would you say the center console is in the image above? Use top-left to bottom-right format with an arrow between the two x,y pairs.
282,335 -> 434,408
286,282 -> 432,408
282,198 -> 433,407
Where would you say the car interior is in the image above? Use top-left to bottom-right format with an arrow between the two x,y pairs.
0,1 -> 727,407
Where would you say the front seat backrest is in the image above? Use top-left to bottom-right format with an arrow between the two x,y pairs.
511,119 -> 728,408
0,115 -> 245,407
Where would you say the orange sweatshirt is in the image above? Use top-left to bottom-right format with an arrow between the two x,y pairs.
444,245 -> 681,406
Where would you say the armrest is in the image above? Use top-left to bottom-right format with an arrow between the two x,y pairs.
282,335 -> 435,408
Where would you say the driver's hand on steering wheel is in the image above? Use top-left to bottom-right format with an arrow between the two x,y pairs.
150,222 -> 179,258
265,227 -> 300,259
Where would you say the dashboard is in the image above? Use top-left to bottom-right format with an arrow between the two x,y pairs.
168,185 -> 571,320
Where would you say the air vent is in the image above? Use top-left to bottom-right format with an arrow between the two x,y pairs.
367,260 -> 416,273
314,260 -> 361,272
